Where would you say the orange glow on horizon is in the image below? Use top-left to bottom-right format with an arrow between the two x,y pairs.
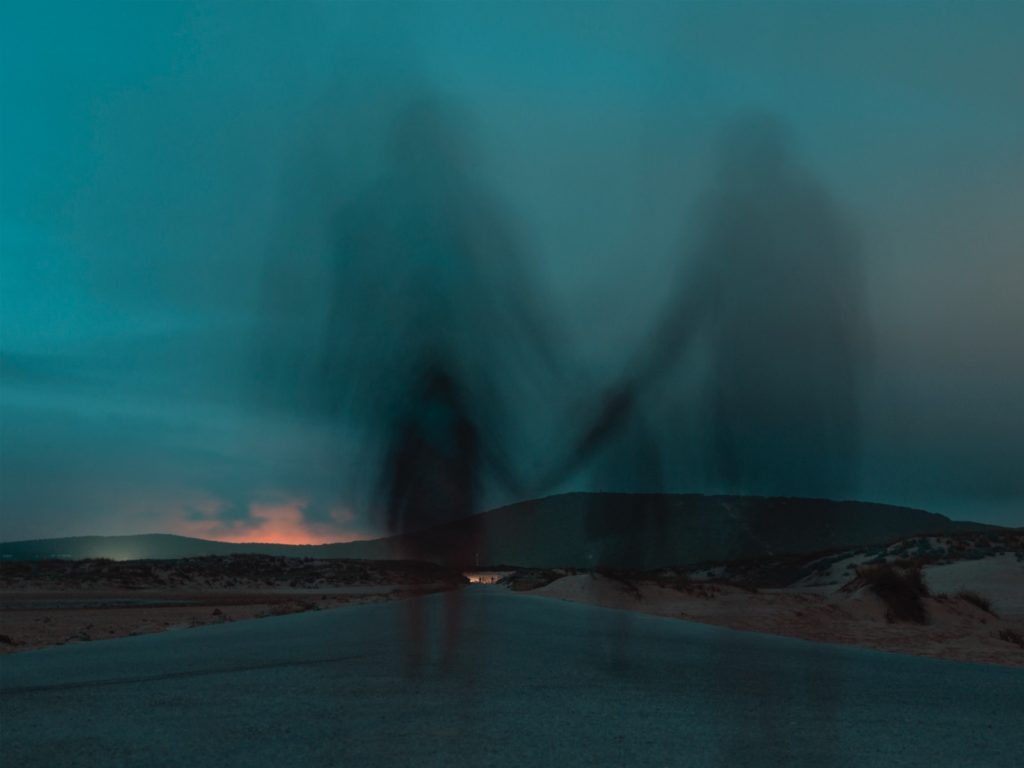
174,499 -> 361,546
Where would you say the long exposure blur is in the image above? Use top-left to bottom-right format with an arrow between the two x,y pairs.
3,3 -> 1024,767
5,4 -> 1021,547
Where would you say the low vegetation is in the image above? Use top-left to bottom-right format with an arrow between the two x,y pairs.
504,569 -> 570,591
856,562 -> 930,624
594,568 -> 643,600
0,555 -> 466,591
997,628 -> 1024,649
654,571 -> 691,592
957,590 -> 997,616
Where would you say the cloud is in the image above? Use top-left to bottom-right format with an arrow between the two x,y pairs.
174,496 -> 359,545
2,0 -> 1023,540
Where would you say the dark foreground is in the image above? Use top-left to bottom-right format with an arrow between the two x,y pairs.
2,587 -> 1022,767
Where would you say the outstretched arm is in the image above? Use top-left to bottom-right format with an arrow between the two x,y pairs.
535,268 -> 711,493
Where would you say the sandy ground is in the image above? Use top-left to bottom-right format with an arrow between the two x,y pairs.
4,545 -> 1020,666
0,554 -> 465,653
531,562 -> 1024,667
0,585 -> 450,653
924,553 -> 1024,613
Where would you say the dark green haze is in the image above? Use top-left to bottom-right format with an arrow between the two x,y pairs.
2,1 -> 1022,541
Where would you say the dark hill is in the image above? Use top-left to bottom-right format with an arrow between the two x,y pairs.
0,493 -> 995,568
335,493 -> 994,568
0,533 -> 317,562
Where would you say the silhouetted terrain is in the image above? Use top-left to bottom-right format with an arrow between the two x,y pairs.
0,554 -> 464,591
0,534 -> 322,562
0,555 -> 463,654
362,493 -> 998,568
1,494 -> 997,567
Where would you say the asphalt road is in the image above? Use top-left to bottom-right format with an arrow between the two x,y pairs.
2,586 -> 1022,767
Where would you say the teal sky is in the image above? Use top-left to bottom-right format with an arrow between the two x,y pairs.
2,1 -> 1022,541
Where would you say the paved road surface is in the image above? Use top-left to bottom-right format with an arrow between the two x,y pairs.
2,586 -> 1022,767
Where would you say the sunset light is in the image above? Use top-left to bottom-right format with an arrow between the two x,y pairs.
3,2 -> 1022,766
174,500 -> 359,546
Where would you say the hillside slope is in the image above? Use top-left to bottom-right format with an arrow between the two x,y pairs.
340,493 -> 992,568
0,493 -> 994,567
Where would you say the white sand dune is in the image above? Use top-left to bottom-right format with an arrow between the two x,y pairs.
533,570 -> 1024,666
925,553 -> 1024,613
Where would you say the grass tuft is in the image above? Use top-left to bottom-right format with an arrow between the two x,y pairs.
856,562 -> 930,624
997,628 -> 1024,649
957,590 -> 997,616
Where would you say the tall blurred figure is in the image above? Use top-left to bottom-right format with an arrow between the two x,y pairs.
324,95 -> 556,673
691,115 -> 866,497
379,360 -> 481,674
557,114 -> 866,503
547,113 -> 861,756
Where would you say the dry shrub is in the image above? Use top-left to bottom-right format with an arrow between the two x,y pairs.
997,628 -> 1024,649
594,568 -> 642,600
957,591 -> 997,616
857,563 -> 930,624
506,569 -> 562,591
655,573 -> 691,592
269,602 -> 304,616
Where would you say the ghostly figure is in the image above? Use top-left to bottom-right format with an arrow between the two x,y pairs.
324,96 -> 556,496
324,95 -> 556,672
691,115 -> 865,497
555,114 -> 866,502
588,413 -> 669,569
382,362 -> 480,546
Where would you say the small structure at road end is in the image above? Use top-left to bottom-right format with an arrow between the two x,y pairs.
463,570 -> 515,585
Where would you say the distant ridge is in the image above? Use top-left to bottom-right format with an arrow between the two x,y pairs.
0,493 -> 997,567
0,533 -> 328,562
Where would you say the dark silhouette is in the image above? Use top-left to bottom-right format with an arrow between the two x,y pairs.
538,116 -> 866,693
383,364 -> 480,544
585,415 -> 671,671
322,95 -> 557,673
692,115 -> 865,497
0,495 -> 994,564
551,114 -> 867,502
376,360 -> 483,673
588,414 -> 670,570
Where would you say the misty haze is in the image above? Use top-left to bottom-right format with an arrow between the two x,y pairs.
2,2 -> 1023,767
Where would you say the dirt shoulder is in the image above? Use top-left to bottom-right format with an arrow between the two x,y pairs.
0,587 -> 449,653
0,554 -> 463,653
528,568 -> 1024,668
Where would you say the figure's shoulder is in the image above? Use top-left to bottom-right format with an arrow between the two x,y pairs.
332,182 -> 414,244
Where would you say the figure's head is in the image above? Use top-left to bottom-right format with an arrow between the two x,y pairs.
716,112 -> 794,185
423,363 -> 456,401
408,351 -> 462,408
390,94 -> 472,183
